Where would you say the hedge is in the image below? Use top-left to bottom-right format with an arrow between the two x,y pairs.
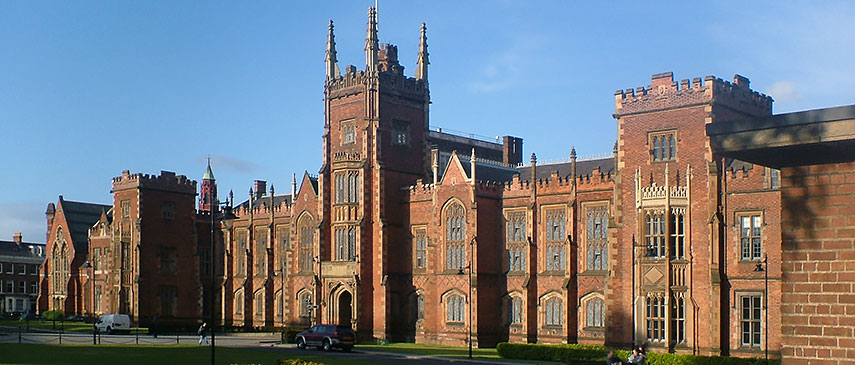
42,310 -> 64,321
496,343 -> 780,365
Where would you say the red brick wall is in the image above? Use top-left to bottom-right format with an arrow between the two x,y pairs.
780,162 -> 855,364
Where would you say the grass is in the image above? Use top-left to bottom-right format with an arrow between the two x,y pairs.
357,342 -> 557,363
358,342 -> 499,359
0,319 -> 147,334
0,344 -> 372,365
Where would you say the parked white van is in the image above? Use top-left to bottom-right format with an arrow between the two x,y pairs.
95,314 -> 131,334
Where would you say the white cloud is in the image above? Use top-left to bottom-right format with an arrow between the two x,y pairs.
466,32 -> 546,94
766,81 -> 800,103
198,155 -> 261,173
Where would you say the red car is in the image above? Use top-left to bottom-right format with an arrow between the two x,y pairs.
295,324 -> 355,352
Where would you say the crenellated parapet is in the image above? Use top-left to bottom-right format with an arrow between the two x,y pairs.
576,165 -> 614,188
326,66 -> 367,97
112,170 -> 196,194
377,72 -> 428,99
232,199 -> 294,219
615,72 -> 772,118
403,179 -> 434,202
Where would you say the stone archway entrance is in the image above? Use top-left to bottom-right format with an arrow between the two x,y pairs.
338,291 -> 352,327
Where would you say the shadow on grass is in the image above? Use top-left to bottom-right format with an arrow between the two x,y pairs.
0,344 -> 376,365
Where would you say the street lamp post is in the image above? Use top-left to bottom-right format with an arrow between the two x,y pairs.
754,254 -> 768,364
630,234 -> 649,346
457,237 -> 475,359
210,198 -> 234,365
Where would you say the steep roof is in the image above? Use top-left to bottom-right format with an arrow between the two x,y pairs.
59,199 -> 111,253
517,157 -> 615,181
236,194 -> 292,211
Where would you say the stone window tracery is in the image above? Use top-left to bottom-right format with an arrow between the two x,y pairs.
299,219 -> 314,273
544,296 -> 563,326
445,203 -> 466,270
650,130 -> 677,162
586,206 -> 608,271
446,293 -> 465,323
545,209 -> 566,272
506,211 -> 526,272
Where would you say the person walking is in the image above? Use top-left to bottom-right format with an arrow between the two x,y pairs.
198,322 -> 208,345
151,315 -> 159,339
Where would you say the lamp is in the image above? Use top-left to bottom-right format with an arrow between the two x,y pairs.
753,254 -> 768,364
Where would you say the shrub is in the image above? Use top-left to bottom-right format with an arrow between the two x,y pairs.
496,343 -> 780,365
278,359 -> 324,365
42,310 -> 64,321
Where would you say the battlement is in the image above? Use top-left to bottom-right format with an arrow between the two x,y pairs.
232,198 -> 293,219
615,72 -> 773,117
327,66 -> 367,94
326,59 -> 426,98
112,170 -> 196,194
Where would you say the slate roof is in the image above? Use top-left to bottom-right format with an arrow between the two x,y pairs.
517,157 -> 615,181
237,194 -> 293,211
0,240 -> 45,262
59,199 -> 111,253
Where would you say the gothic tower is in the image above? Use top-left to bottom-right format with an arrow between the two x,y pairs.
199,159 -> 218,213
320,8 -> 430,341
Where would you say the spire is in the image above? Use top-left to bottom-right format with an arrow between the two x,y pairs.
415,22 -> 429,81
365,7 -> 379,72
291,172 -> 297,200
199,158 -> 217,213
570,147 -> 577,187
325,20 -> 340,80
203,157 -> 215,180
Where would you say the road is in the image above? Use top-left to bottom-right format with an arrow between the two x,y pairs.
0,330 -> 520,365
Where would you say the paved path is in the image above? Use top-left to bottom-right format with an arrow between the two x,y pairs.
0,329 -> 544,364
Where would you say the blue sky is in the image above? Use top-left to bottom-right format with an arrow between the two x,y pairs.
2,1 -> 854,243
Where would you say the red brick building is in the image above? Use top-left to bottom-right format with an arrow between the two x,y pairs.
44,9 -> 854,362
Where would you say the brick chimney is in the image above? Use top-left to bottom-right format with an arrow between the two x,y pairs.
254,180 -> 267,199
502,136 -> 523,166
13,232 -> 22,246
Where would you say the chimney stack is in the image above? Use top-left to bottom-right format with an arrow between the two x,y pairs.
13,232 -> 22,246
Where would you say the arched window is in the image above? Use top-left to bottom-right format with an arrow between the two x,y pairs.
254,291 -> 264,319
235,290 -> 243,315
585,297 -> 604,328
545,209 -> 566,271
446,294 -> 465,323
445,203 -> 466,270
508,296 -> 523,325
255,228 -> 267,275
544,297 -> 563,326
586,206 -> 608,271
298,216 -> 314,273
506,211 -> 526,272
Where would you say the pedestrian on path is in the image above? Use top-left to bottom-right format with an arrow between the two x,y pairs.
198,322 -> 208,345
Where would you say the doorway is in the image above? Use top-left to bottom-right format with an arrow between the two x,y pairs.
338,291 -> 352,327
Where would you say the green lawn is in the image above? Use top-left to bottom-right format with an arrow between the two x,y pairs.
0,319 -> 147,334
357,342 -> 557,363
0,344 -> 368,365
